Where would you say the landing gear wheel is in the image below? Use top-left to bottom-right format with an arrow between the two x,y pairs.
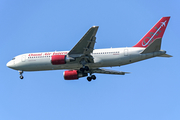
87,77 -> 92,82
80,66 -> 89,73
91,75 -> 96,80
80,68 -> 84,72
80,66 -> 89,71
84,66 -> 89,71
20,75 -> 24,79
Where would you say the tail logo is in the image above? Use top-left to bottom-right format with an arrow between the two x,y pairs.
142,20 -> 167,46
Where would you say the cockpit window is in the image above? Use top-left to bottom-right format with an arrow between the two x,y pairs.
12,58 -> 15,60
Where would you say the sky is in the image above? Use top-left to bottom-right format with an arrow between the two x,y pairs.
1,0 -> 180,120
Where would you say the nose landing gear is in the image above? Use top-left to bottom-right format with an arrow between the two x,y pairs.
20,75 -> 24,79
18,70 -> 24,79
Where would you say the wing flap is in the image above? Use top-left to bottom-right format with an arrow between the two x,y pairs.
91,68 -> 130,75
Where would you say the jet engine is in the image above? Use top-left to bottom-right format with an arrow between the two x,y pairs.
63,70 -> 88,80
51,55 -> 75,65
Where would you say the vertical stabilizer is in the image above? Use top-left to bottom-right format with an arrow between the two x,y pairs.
133,17 -> 170,48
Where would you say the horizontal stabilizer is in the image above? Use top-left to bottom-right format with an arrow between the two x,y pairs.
158,54 -> 172,57
91,68 -> 130,75
141,38 -> 161,54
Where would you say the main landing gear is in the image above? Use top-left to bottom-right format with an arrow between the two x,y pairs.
79,66 -> 96,82
87,75 -> 96,82
18,70 -> 24,79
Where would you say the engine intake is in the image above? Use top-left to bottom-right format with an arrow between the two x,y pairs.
51,55 -> 75,65
63,70 -> 88,80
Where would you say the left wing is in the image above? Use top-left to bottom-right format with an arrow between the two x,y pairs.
91,68 -> 130,75
68,26 -> 99,57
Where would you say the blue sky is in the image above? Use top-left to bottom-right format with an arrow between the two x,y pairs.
1,0 -> 180,120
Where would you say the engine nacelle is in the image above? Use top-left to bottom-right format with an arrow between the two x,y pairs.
51,55 -> 75,65
63,70 -> 88,80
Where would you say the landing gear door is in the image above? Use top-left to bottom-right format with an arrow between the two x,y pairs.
21,55 -> 26,62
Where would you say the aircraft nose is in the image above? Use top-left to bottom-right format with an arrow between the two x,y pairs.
6,61 -> 14,68
6,61 -> 11,67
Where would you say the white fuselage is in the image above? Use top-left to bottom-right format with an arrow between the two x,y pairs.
6,47 -> 165,71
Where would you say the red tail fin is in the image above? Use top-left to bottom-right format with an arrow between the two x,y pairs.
133,17 -> 170,48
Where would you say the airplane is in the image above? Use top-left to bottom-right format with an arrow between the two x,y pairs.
7,16 -> 172,81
